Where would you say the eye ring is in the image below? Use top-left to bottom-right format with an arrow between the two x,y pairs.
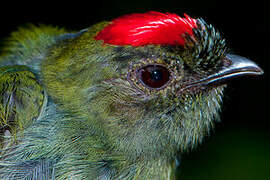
137,64 -> 172,90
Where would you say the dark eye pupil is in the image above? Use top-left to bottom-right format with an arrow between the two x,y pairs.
151,70 -> 163,82
139,65 -> 170,89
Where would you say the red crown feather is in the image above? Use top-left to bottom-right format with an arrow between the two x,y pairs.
95,11 -> 197,47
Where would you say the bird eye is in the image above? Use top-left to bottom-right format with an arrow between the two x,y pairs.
138,65 -> 170,89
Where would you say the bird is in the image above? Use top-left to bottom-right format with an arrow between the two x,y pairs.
0,11 -> 263,179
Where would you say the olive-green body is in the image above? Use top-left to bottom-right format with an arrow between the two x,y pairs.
0,22 -> 224,179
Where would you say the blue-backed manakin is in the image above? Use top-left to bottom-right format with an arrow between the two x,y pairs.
0,11 -> 263,179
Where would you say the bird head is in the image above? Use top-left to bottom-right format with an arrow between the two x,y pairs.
42,11 -> 263,162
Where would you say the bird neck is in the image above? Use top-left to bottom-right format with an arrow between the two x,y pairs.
109,157 -> 177,180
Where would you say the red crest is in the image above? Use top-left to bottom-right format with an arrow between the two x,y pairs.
95,11 -> 197,47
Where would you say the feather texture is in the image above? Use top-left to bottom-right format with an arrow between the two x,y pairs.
95,11 -> 197,46
0,12 -> 233,179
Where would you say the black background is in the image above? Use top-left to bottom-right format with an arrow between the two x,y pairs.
0,0 -> 268,179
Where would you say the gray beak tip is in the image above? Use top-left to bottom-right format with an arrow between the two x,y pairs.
225,54 -> 264,76
198,54 -> 264,85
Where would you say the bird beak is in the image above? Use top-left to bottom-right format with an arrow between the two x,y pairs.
179,54 -> 263,93
202,54 -> 264,85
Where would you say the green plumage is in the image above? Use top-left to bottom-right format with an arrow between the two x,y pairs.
0,65 -> 45,144
0,19 -> 238,180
